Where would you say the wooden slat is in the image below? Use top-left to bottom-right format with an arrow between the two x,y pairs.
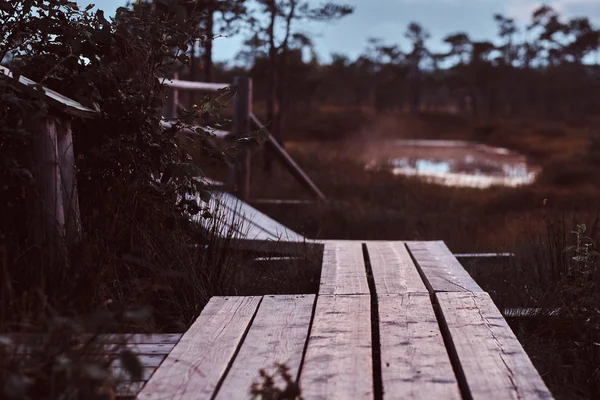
407,241 -> 483,293
435,292 -> 553,399
215,192 -> 305,242
95,334 -> 183,344
319,242 -> 369,295
301,295 -> 372,399
194,191 -> 305,245
215,295 -> 315,399
137,296 -> 261,400
378,294 -> 461,399
366,242 -> 427,294
103,343 -> 176,355
0,66 -> 98,118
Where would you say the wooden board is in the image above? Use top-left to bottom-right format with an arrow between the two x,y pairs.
366,242 -> 427,294
407,241 -> 483,293
94,334 -> 183,344
319,242 -> 369,295
0,65 -> 97,118
137,296 -> 261,400
435,292 -> 553,399
300,295 -> 373,400
209,192 -> 305,242
215,295 -> 315,399
103,343 -> 176,355
378,294 -> 461,399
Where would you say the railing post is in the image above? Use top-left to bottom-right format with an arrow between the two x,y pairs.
29,115 -> 66,259
232,76 -> 252,200
57,118 -> 82,244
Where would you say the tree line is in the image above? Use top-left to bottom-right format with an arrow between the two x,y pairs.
171,1 -> 600,143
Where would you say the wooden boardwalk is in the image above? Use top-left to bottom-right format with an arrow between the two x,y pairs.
192,190 -> 311,255
126,241 -> 552,399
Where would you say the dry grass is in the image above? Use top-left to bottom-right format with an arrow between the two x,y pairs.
233,106 -> 600,399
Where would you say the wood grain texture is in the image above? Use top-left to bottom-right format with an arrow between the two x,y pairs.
215,295 -> 315,400
300,295 -> 372,400
319,242 -> 369,295
407,241 -> 483,293
436,292 -> 553,399
378,294 -> 461,399
137,296 -> 261,400
367,242 -> 427,294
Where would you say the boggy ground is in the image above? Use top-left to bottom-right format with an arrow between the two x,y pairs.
233,107 -> 600,399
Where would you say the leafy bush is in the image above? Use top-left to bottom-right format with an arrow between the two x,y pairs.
0,1 -> 243,397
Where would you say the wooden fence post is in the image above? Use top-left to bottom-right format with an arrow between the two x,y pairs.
232,76 -> 252,200
30,115 -> 66,253
57,118 -> 82,244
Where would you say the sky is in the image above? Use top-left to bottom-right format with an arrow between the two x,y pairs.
81,0 -> 600,64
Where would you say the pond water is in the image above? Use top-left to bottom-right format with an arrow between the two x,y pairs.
366,140 -> 540,189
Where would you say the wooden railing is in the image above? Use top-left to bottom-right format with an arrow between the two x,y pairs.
163,75 -> 327,201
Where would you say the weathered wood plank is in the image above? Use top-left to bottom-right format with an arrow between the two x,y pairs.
300,295 -> 372,400
215,295 -> 315,399
407,241 -> 483,293
137,296 -> 261,400
319,242 -> 369,295
367,242 -> 427,294
94,334 -> 183,344
435,292 -> 553,399
103,343 -> 176,355
378,294 -> 461,399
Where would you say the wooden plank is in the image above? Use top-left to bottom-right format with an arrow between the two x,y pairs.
319,242 -> 369,295
94,334 -> 183,344
378,294 -> 461,399
300,295 -> 372,400
137,296 -> 261,399
366,242 -> 427,294
0,66 -> 98,118
162,78 -> 230,92
215,295 -> 315,399
103,343 -> 176,355
194,191 -> 305,243
407,241 -> 483,293
435,292 -> 553,399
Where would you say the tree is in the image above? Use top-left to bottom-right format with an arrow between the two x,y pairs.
563,17 -> 600,64
404,22 -> 430,114
182,0 -> 247,83
443,32 -> 471,66
494,14 -> 518,66
243,0 -> 352,168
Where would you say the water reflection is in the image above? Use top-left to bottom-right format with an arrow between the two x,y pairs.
367,140 -> 539,188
